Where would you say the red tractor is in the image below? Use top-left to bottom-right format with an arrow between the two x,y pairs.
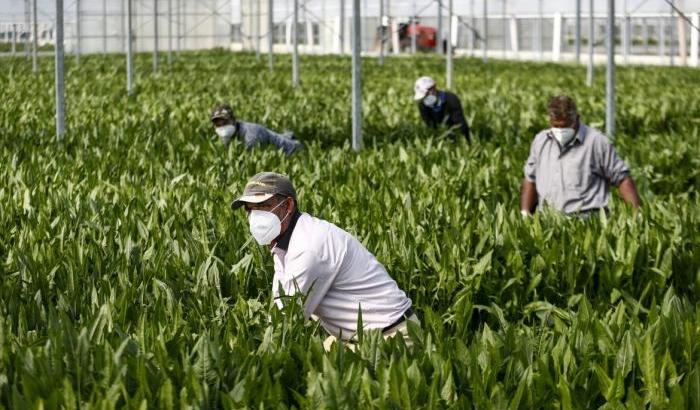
398,21 -> 437,51
375,19 -> 440,52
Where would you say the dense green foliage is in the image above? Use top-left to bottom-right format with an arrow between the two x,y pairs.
1,50 -> 699,408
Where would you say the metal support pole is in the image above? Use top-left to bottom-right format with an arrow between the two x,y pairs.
153,0 -> 159,72
268,0 -> 274,70
55,0 -> 66,139
586,0 -> 594,86
659,17 -> 666,58
255,0 -> 260,59
25,0 -> 30,59
103,0 -> 107,54
669,1 -> 675,66
75,0 -> 80,64
643,18 -> 648,54
502,0 -> 506,58
678,0 -> 687,66
340,0 -> 345,54
32,0 -> 38,73
470,0 -> 475,56
411,2 -> 417,54
446,0 -> 453,89
605,0 -> 615,139
11,24 -> 16,55
537,0 -> 543,61
177,0 -> 181,53
292,0 -> 299,87
168,0 -> 173,64
622,0 -> 629,64
127,0 -> 134,94
379,0 -> 384,64
351,0 -> 362,151
575,0 -> 581,63
437,0 -> 442,54
482,0 -> 488,63
624,14 -> 631,64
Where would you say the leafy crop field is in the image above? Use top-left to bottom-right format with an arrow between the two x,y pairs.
1,51 -> 699,408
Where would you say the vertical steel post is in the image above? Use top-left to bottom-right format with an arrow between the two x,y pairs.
32,0 -> 38,72
177,0 -> 181,53
127,0 -> 134,94
502,0 -> 506,58
103,0 -> 107,54
586,0 -> 594,86
268,0 -> 274,70
605,0 -> 615,138
168,0 -> 172,64
11,24 -> 16,55
538,0 -> 543,61
411,1 -> 417,54
659,17 -> 665,58
437,0 -> 442,54
75,0 -> 80,64
470,0 -> 475,56
622,0 -> 629,64
25,0 -> 31,59
379,0 -> 384,64
576,0 -> 581,63
446,0 -> 453,89
340,0 -> 345,54
55,0 -> 66,139
292,0 -> 299,87
255,0 -> 260,59
351,0 -> 362,151
482,0 -> 488,63
153,0 -> 159,72
669,1 -> 675,66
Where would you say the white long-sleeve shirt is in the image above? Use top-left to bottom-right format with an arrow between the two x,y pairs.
270,212 -> 412,339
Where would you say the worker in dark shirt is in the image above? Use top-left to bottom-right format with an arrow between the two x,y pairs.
414,76 -> 471,142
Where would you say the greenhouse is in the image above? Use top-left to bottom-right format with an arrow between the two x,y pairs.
1,0 -> 699,408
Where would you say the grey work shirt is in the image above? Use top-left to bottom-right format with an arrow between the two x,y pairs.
222,121 -> 301,155
524,123 -> 631,214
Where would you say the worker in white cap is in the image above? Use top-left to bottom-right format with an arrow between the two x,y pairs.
414,76 -> 471,142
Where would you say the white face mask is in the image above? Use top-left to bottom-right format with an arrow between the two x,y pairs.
215,124 -> 236,146
422,94 -> 438,107
551,127 -> 576,146
248,200 -> 290,245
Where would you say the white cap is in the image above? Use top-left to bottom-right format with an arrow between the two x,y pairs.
414,76 -> 436,101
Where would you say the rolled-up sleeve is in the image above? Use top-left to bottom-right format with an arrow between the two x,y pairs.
282,250 -> 335,320
598,138 -> 630,186
524,140 -> 538,182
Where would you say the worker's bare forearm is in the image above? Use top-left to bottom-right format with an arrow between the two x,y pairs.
618,176 -> 641,208
520,179 -> 537,214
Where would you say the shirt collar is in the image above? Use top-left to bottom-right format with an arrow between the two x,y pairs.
272,210 -> 301,251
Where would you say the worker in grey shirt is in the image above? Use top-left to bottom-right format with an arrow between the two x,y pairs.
520,96 -> 641,216
210,104 -> 302,155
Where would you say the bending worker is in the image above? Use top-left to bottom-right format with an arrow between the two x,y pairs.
231,172 -> 418,351
520,95 -> 641,216
414,76 -> 471,142
210,104 -> 302,155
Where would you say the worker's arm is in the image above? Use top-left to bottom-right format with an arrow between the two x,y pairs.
520,179 -> 538,214
447,97 -> 471,143
617,176 -> 641,208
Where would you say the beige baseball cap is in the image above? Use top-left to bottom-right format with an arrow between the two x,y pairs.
230,172 -> 297,210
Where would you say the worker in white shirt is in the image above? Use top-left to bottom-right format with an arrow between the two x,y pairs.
231,172 -> 418,351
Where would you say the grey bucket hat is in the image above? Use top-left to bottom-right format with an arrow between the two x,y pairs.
231,172 -> 297,210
